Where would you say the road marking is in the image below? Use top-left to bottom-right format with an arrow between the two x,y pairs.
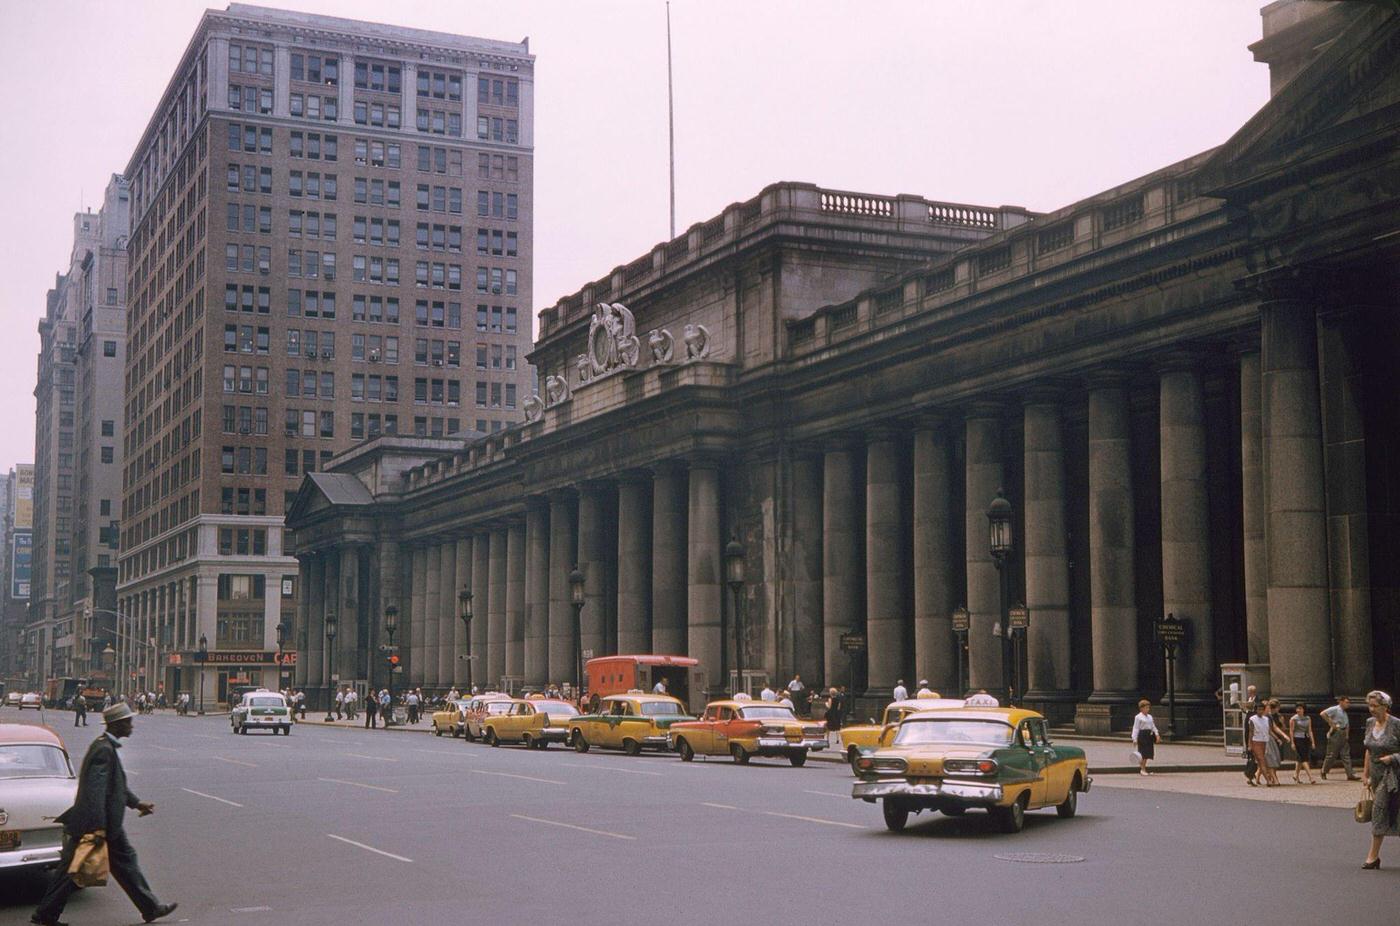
762,810 -> 864,829
344,752 -> 399,762
213,756 -> 258,768
191,734 -> 220,740
317,777 -> 399,793
149,744 -> 179,753
700,802 -> 739,810
802,789 -> 847,798
471,769 -> 564,785
327,833 -> 413,863
565,761 -> 663,776
510,814 -> 635,840
231,906 -> 273,913
123,769 -> 140,776
181,787 -> 244,808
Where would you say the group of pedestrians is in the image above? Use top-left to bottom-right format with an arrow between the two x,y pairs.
1239,692 -> 1353,787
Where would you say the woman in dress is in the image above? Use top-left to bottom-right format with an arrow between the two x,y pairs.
1290,703 -> 1317,784
1264,699 -> 1288,784
1247,701 -> 1276,786
1362,690 -> 1400,869
1132,699 -> 1160,776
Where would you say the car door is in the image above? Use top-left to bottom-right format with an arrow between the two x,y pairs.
714,706 -> 738,752
689,706 -> 718,754
1016,722 -> 1050,808
1034,720 -> 1070,802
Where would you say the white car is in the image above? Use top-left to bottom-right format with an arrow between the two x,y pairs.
3,692 -> 20,708
0,723 -> 78,877
230,689 -> 292,735
19,693 -> 42,711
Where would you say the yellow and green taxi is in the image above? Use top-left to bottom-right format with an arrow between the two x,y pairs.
481,698 -> 580,749
839,697 -> 965,770
431,699 -> 473,737
667,700 -> 828,766
851,707 -> 1090,834
567,692 -> 694,756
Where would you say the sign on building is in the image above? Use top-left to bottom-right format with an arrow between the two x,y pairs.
11,530 -> 31,600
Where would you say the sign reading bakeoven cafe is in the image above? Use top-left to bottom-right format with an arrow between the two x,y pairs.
168,650 -> 287,666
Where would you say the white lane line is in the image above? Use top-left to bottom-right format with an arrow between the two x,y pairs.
565,761 -> 663,776
231,906 -> 273,913
182,787 -> 244,808
344,752 -> 399,762
149,744 -> 179,753
327,833 -> 414,863
191,734 -> 220,740
762,810 -> 864,829
802,789 -> 846,798
510,814 -> 635,840
700,802 -> 739,810
123,769 -> 140,776
213,756 -> 258,768
471,769 -> 564,785
318,777 -> 399,793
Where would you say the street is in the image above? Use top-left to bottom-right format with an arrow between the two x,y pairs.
1,710 -> 1393,925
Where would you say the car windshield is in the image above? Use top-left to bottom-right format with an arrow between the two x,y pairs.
893,719 -> 1014,746
246,697 -> 284,707
639,701 -> 682,716
537,702 -> 578,716
0,744 -> 74,779
739,706 -> 797,720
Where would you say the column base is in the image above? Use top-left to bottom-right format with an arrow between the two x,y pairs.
1022,690 -> 1079,725
1075,697 -> 1137,735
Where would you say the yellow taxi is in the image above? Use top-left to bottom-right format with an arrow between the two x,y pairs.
431,699 -> 472,737
481,698 -> 580,749
462,693 -> 514,741
567,692 -> 693,755
851,707 -> 1090,833
667,699 -> 828,766
838,697 -> 965,770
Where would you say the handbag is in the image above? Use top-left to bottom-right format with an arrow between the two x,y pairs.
68,829 -> 109,887
1129,749 -> 1142,765
1355,786 -> 1375,825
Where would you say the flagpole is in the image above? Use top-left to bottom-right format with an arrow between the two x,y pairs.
666,1 -> 676,239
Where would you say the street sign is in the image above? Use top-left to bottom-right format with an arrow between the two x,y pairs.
1155,614 -> 1188,645
951,609 -> 970,633
581,648 -> 595,660
839,632 -> 867,654
330,674 -> 340,682
1009,604 -> 1030,631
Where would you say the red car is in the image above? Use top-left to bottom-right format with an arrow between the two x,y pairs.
667,699 -> 827,766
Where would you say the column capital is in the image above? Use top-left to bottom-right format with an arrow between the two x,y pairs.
1020,380 -> 1074,407
1151,348 -> 1210,376
615,468 -> 653,488
1235,265 -> 1332,304
1083,364 -> 1139,391
546,486 -> 578,505
524,494 -> 552,512
961,399 -> 1007,421
819,432 -> 866,454
864,423 -> 905,444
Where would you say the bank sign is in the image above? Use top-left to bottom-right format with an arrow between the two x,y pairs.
11,530 -> 31,599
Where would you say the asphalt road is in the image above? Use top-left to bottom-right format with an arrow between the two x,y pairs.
1,709 -> 1393,926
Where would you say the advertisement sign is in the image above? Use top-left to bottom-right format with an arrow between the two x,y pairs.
11,530 -> 31,600
13,465 -> 33,530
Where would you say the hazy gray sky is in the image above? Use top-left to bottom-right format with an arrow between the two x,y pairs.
0,0 -> 1270,473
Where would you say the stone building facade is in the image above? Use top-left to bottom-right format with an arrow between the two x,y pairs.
289,4 -> 1399,729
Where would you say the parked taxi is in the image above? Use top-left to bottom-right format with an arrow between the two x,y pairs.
567,692 -> 693,755
839,697 -> 965,770
482,698 -> 580,749
0,723 -> 78,879
668,699 -> 827,766
431,699 -> 473,737
462,693 -> 514,741
851,707 -> 1090,833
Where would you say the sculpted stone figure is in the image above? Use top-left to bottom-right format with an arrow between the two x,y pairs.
522,393 -> 544,422
683,322 -> 711,360
648,328 -> 675,364
576,352 -> 592,384
588,302 -> 641,376
544,374 -> 571,406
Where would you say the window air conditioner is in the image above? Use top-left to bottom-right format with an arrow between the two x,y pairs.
322,349 -> 333,359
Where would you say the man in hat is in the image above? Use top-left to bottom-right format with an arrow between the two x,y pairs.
32,702 -> 178,926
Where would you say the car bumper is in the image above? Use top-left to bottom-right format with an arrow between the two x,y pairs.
538,728 -> 569,742
0,839 -> 64,871
754,737 -> 827,752
852,778 -> 1004,804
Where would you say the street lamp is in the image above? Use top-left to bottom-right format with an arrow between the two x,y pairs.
195,634 -> 208,715
383,604 -> 399,722
987,487 -> 1014,704
569,565 -> 585,702
951,605 -> 970,697
724,535 -> 746,697
323,612 -> 338,722
458,587 -> 473,694
275,620 -> 289,690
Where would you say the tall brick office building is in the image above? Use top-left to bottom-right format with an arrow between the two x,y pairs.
114,4 -> 534,702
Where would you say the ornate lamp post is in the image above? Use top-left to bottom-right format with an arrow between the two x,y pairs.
275,620 -> 290,690
569,565 -> 586,702
457,587 -> 473,693
383,604 -> 399,723
323,612 -> 338,722
986,488 -> 1014,703
724,535 -> 747,697
195,634 -> 208,715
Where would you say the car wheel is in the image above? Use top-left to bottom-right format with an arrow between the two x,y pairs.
1056,781 -> 1079,819
623,739 -> 642,757
573,733 -> 590,753
993,796 -> 1027,834
677,738 -> 695,762
239,724 -> 248,735
847,747 -> 861,773
730,744 -> 750,765
789,752 -> 807,768
433,723 -> 443,737
521,734 -> 532,750
485,729 -> 499,747
537,740 -> 549,750
465,727 -> 476,742
882,800 -> 910,833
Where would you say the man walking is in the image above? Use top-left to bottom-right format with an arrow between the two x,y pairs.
364,691 -> 379,729
406,689 -> 421,724
1320,695 -> 1360,780
892,679 -> 908,702
72,694 -> 88,727
32,702 -> 178,926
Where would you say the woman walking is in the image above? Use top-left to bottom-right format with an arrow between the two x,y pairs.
1132,699 -> 1160,776
1264,699 -> 1288,784
1248,701 -> 1278,786
1289,703 -> 1317,783
1361,690 -> 1400,869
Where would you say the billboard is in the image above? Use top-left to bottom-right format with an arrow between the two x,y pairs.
11,530 -> 31,599
12,464 -> 33,530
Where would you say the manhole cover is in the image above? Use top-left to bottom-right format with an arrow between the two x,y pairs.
994,852 -> 1086,864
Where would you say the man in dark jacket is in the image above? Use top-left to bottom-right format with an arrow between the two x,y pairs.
32,702 -> 178,926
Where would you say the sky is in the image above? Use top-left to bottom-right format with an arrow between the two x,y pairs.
0,0 -> 1271,474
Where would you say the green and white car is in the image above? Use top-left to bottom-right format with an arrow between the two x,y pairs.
230,689 -> 292,735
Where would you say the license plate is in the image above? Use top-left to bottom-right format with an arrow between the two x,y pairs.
0,830 -> 19,850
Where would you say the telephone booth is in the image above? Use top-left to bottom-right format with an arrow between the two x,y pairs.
1220,663 -> 1270,756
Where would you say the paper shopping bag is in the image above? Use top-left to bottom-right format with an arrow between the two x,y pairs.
68,829 -> 109,887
